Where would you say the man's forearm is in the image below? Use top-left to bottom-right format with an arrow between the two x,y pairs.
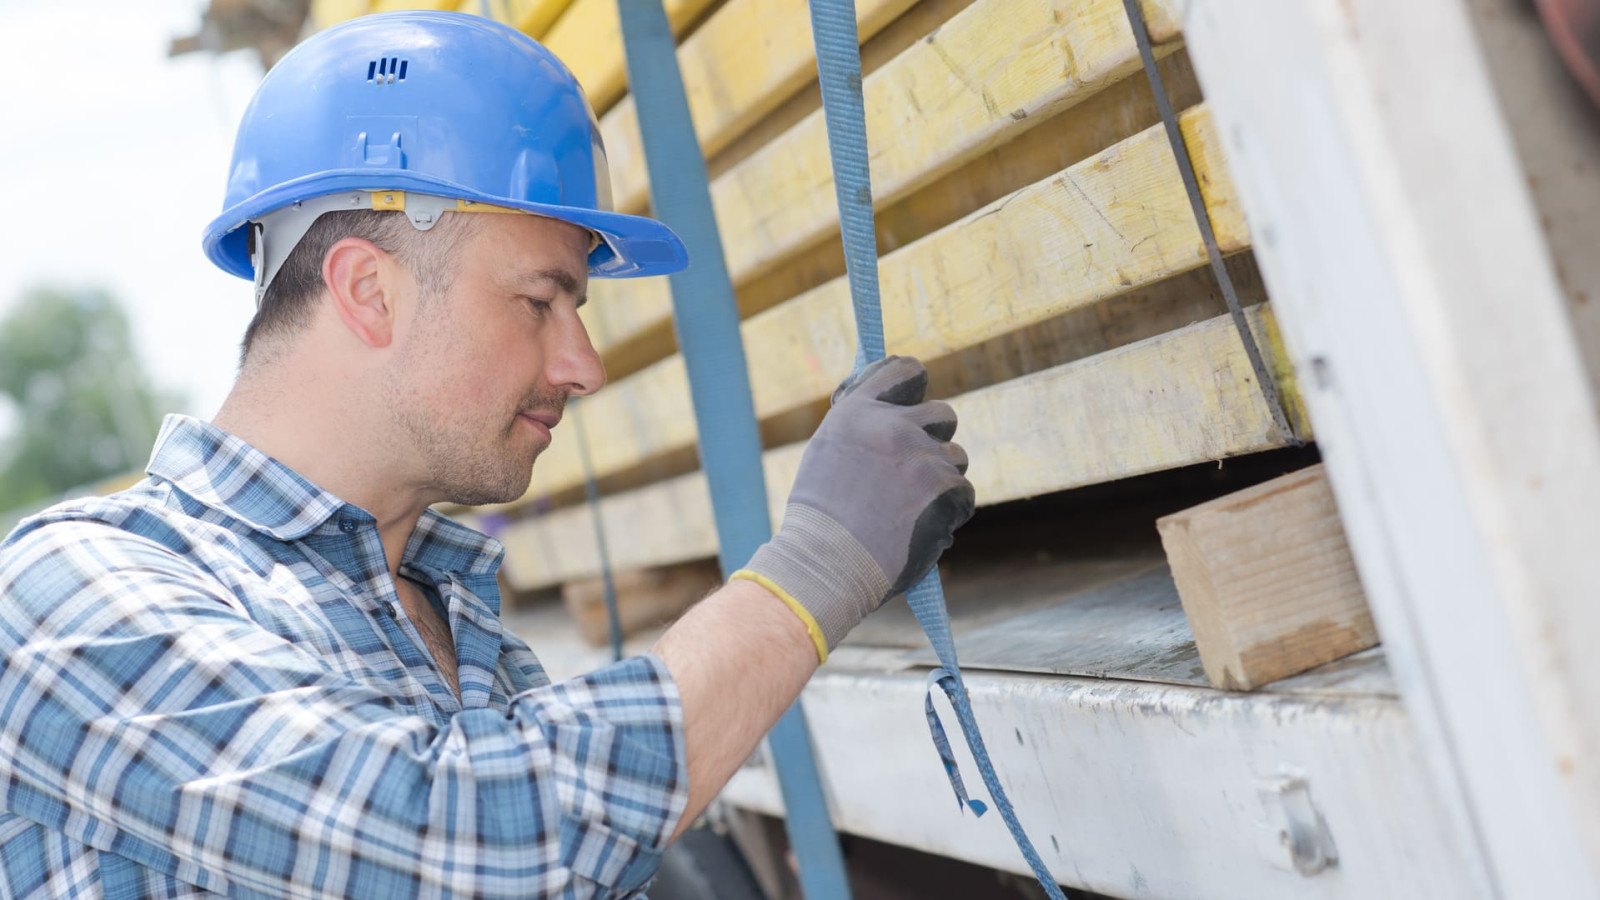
651,577 -> 820,839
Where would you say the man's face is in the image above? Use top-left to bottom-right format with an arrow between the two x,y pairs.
386,212 -> 604,506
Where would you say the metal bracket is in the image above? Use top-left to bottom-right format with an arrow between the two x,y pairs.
248,190 -> 454,306
1256,774 -> 1339,876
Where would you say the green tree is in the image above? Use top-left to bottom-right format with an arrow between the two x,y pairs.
0,287 -> 180,515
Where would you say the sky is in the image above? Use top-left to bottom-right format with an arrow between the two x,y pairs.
0,0 -> 267,420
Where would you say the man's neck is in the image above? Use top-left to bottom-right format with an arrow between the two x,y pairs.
213,356 -> 433,578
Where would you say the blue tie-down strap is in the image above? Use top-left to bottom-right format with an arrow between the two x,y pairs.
921,655 -> 1066,899
923,669 -> 987,816
807,0 -> 1067,893
910,580 -> 1065,900
614,1 -> 854,898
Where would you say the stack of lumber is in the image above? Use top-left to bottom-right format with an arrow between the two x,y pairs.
319,0 -> 1373,680
469,0 -> 1313,579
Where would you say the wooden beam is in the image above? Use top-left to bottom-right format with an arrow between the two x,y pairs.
1156,464 -> 1376,691
580,0 -> 1183,363
370,0 -> 464,10
601,0 -> 922,218
704,0 -> 981,178
506,0 -> 575,36
535,104 -> 1247,506
310,0 -> 372,28
580,48 -> 1201,378
560,558 -> 720,646
543,0 -> 715,115
499,305 -> 1305,589
370,0 -> 463,11
581,277 -> 672,368
871,48 -> 1202,257
707,0 -> 1181,287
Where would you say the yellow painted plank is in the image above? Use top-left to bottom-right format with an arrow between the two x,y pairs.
311,0 -> 373,28
562,559 -> 720,646
712,0 -> 1181,288
499,306 -> 1304,589
582,277 -> 671,358
602,0 -> 921,218
507,0 -> 574,35
578,46 -> 1197,378
372,0 -> 464,11
584,0 -> 1180,367
958,305 -> 1305,503
544,0 -> 715,114
537,105 -> 1243,504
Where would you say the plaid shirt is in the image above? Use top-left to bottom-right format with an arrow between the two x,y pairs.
0,415 -> 687,899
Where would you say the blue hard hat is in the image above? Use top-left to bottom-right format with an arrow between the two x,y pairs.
202,11 -> 687,282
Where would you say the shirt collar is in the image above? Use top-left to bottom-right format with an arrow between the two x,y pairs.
145,415 -> 504,577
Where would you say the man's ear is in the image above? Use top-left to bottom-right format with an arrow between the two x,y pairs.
322,237 -> 399,348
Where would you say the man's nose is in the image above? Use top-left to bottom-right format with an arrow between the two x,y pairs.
546,311 -> 606,397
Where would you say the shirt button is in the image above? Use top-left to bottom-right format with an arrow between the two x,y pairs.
383,601 -> 398,618
338,518 -> 358,534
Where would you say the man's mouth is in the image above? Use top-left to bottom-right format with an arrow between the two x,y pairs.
518,411 -> 561,440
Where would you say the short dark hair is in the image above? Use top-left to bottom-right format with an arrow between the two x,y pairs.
239,209 -> 477,365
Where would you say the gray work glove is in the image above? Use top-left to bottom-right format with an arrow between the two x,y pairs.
733,356 -> 975,660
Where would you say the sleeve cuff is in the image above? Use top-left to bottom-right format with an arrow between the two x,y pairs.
529,653 -> 689,894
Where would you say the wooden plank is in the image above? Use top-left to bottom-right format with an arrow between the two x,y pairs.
580,47 -> 1200,376
580,277 -> 671,370
371,0 -> 463,10
1156,464 -> 1376,691
310,0 -> 372,27
543,0 -> 715,115
501,464 -> 717,589
540,104 -> 1246,504
506,0 -> 575,35
871,48 -> 1202,257
953,303 -> 1304,501
510,252 -> 1262,520
560,558 -> 719,646
579,0 -> 1182,372
601,0 -> 921,218
704,0 -> 980,178
499,305 -> 1304,589
1184,0 -> 1600,892
708,0 -> 1181,288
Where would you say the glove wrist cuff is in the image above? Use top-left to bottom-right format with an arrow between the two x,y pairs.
730,569 -> 830,663
740,503 -> 890,656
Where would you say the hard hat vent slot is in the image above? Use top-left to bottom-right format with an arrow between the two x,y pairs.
366,58 -> 408,85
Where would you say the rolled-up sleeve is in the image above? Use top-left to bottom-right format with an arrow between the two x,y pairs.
0,520 -> 687,898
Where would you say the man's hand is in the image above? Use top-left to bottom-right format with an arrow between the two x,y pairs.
735,355 -> 976,658
654,356 -> 973,837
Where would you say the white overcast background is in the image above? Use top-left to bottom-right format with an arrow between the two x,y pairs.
0,0 -> 266,422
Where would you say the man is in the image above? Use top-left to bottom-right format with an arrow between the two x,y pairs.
0,11 -> 972,899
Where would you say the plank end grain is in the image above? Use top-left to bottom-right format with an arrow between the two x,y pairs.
1157,463 -> 1377,690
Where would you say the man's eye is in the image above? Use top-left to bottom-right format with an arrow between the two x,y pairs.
524,297 -> 553,315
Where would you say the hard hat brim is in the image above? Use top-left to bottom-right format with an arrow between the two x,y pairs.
203,171 -> 689,283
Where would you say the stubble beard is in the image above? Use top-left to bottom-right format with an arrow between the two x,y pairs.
409,390 -> 567,507
388,366 -> 569,508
